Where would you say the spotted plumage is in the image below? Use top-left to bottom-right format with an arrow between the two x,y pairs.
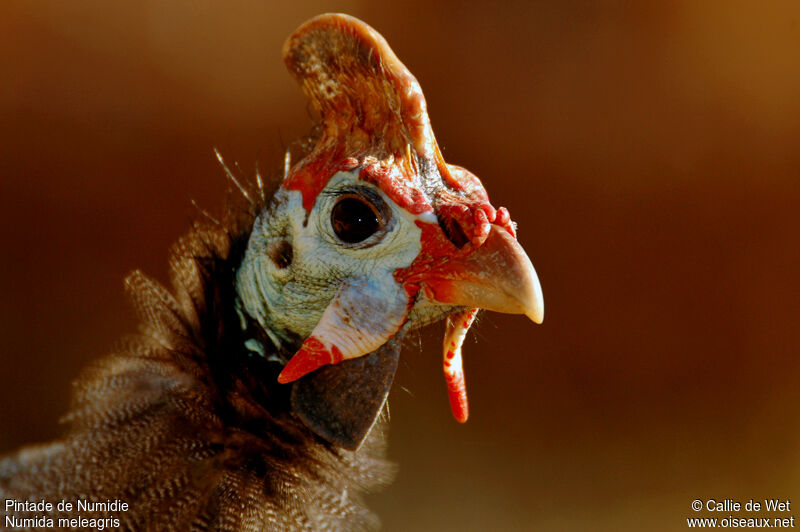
0,13 -> 542,530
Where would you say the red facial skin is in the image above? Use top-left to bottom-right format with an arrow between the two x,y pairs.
279,151 -> 517,424
394,199 -> 516,304
360,162 -> 433,215
283,147 -> 354,214
277,15 -> 530,422
278,337 -> 344,384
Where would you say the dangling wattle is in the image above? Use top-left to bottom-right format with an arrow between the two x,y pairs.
262,13 -> 543,427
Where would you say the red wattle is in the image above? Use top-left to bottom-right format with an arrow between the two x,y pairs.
277,337 -> 343,383
445,355 -> 469,423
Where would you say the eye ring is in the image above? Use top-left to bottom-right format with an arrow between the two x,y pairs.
330,193 -> 386,245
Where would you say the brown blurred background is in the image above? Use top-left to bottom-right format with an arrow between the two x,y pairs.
1,1 -> 799,530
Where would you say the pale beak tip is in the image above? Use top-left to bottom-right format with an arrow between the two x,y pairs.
526,305 -> 544,325
524,269 -> 545,324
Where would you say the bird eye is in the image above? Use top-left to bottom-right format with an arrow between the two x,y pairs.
331,194 -> 383,244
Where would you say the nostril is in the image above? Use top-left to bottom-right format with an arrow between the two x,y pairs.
439,216 -> 470,249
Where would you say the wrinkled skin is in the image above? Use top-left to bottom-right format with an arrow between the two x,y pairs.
235,14 -> 544,446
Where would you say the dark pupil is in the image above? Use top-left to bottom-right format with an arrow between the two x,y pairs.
331,197 -> 380,243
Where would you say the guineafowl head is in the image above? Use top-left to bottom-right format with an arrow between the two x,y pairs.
234,14 -> 544,449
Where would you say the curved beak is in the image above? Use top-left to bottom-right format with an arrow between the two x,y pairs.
419,223 -> 542,423
421,225 -> 544,323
